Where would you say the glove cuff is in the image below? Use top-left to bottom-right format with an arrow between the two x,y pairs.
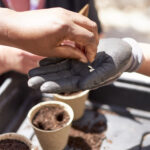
123,38 -> 143,72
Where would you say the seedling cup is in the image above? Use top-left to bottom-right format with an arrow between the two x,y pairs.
54,90 -> 89,120
0,133 -> 34,150
28,101 -> 74,150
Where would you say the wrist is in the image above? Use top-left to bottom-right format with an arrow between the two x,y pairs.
0,8 -> 18,46
136,43 -> 150,76
0,46 -> 11,73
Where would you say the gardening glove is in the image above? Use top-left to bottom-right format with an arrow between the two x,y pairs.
28,38 -> 143,93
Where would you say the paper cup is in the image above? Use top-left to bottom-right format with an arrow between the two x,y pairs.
28,101 -> 74,150
0,133 -> 33,150
54,90 -> 89,120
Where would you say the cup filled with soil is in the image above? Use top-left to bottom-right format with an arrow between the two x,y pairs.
28,101 -> 74,150
54,90 -> 89,120
0,133 -> 33,150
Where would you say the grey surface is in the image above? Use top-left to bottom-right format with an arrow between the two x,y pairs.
100,110 -> 150,150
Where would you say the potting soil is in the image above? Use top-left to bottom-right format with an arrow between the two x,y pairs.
32,105 -> 70,130
66,108 -> 107,150
0,139 -> 29,150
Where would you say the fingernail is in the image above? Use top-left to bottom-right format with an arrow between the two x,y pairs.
79,58 -> 88,63
89,58 -> 94,63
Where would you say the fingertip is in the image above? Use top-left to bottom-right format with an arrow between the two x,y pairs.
28,76 -> 45,89
87,52 -> 96,63
79,57 -> 88,63
86,46 -> 97,63
62,46 -> 88,63
40,81 -> 60,93
89,55 -> 96,63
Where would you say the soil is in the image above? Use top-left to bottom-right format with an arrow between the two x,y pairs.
0,139 -> 29,150
32,105 -> 70,130
67,108 -> 107,150
68,125 -> 105,150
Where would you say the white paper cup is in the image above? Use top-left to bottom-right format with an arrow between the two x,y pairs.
54,90 -> 89,120
28,101 -> 74,150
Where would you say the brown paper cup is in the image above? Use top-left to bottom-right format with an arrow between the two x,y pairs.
28,101 -> 74,150
54,90 -> 89,120
0,133 -> 34,150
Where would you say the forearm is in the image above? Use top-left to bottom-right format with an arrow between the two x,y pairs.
0,8 -> 37,54
136,43 -> 150,76
0,8 -> 16,46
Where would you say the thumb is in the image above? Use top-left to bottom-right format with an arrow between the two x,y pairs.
53,46 -> 88,63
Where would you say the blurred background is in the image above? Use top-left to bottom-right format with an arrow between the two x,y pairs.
95,0 -> 150,43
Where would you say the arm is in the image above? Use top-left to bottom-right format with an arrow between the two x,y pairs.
0,45 -> 43,74
0,7 -> 99,62
0,8 -> 15,46
136,43 -> 150,76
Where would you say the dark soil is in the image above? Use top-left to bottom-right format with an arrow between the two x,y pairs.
0,139 -> 29,150
67,108 -> 107,150
68,122 -> 106,150
32,105 -> 70,130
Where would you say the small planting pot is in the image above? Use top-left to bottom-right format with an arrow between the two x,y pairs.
0,133 -> 34,150
28,101 -> 74,150
54,90 -> 89,120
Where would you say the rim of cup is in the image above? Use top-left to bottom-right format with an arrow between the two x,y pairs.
28,101 -> 74,132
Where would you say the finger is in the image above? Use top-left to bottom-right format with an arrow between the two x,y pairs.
39,58 -> 65,66
53,45 -> 88,63
71,12 -> 99,45
28,59 -> 70,77
75,20 -> 99,48
28,76 -> 45,89
85,43 -> 98,63
28,70 -> 72,89
67,24 -> 98,62
40,76 -> 79,93
71,12 -> 98,38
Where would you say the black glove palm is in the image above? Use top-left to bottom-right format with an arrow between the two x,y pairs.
28,38 -> 132,93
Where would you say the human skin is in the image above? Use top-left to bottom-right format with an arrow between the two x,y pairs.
0,45 -> 43,74
0,7 -> 99,63
136,43 -> 150,76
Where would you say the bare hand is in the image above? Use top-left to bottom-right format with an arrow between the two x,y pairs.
3,8 -> 99,62
0,46 -> 43,74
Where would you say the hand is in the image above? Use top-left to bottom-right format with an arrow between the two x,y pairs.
28,38 -> 138,93
1,8 -> 99,63
0,46 -> 43,74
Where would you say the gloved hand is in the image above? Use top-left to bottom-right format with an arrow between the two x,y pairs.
28,38 -> 143,93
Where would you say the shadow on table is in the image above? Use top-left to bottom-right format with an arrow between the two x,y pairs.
128,132 -> 150,150
128,145 -> 150,150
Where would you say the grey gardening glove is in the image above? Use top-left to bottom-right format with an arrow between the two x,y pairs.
28,38 -> 143,93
